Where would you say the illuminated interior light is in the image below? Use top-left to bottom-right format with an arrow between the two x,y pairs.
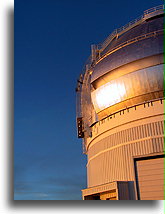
91,81 -> 126,112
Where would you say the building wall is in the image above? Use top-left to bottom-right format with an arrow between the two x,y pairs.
86,100 -> 164,190
78,7 -> 164,200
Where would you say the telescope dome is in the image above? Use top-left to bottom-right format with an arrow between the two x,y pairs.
90,11 -> 163,119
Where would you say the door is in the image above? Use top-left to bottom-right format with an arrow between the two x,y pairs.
135,155 -> 164,200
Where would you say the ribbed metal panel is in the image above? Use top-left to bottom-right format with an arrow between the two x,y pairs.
87,137 -> 164,187
88,120 -> 164,159
87,112 -> 164,187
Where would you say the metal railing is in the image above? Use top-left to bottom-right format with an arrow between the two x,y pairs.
143,4 -> 164,15
96,29 -> 163,64
100,15 -> 143,51
100,4 -> 164,51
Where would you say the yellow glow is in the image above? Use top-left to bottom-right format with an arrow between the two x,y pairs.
91,82 -> 126,112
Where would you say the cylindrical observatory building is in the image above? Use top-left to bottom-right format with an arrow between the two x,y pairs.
76,5 -> 164,200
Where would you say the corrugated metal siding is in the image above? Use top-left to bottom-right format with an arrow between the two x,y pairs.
135,157 -> 164,200
87,120 -> 164,187
88,121 -> 164,159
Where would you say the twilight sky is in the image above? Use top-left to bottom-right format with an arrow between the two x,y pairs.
14,0 -> 162,200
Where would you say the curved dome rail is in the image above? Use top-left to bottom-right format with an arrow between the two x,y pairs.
99,5 -> 164,52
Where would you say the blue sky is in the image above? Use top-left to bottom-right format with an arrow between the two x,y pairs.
14,0 -> 163,200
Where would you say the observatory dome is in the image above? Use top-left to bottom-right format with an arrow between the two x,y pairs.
91,11 -> 163,119
76,5 -> 164,200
